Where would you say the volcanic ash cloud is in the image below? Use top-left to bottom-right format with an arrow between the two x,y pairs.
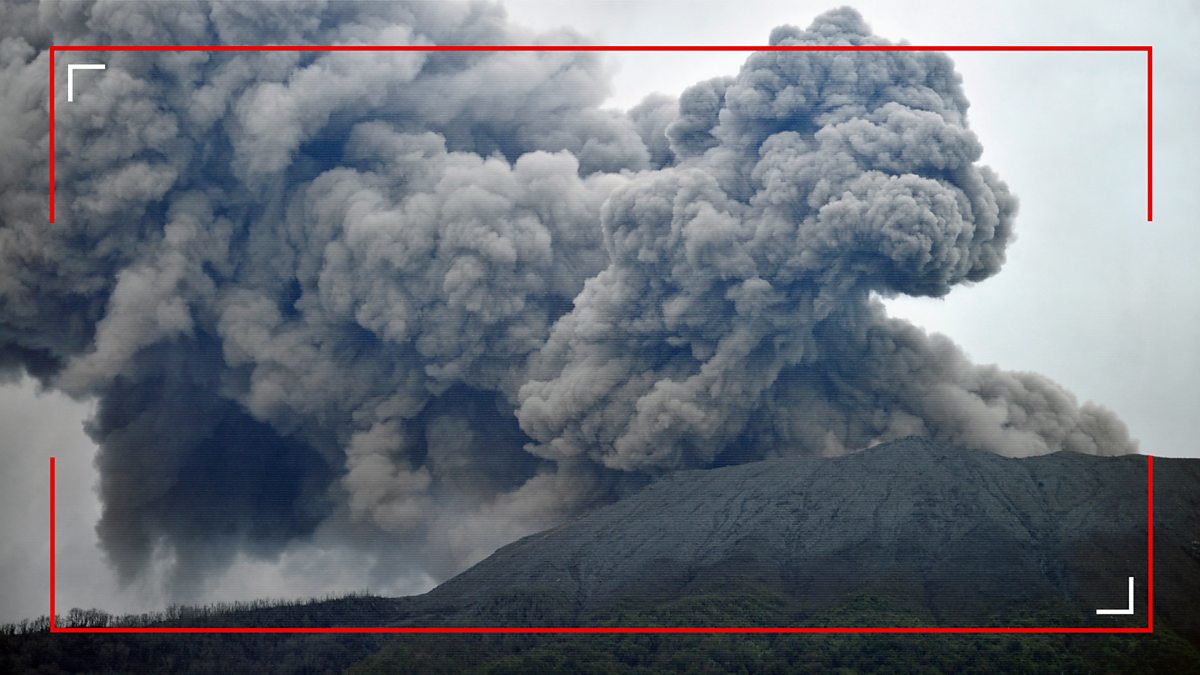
0,3 -> 1135,597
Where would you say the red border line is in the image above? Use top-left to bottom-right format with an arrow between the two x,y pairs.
46,627 -> 1156,634
1147,46 -> 1153,221
1147,454 -> 1155,632
49,456 -> 56,632
47,47 -> 54,226
45,43 -> 1152,223
52,45 -> 1153,52
48,454 -> 1155,634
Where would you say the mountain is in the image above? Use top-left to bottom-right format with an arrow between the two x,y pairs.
396,437 -> 1196,634
5,437 -> 1199,673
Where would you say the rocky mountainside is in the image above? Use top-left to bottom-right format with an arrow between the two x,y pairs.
397,437 -> 1197,636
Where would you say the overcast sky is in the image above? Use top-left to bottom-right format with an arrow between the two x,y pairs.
1,0 -> 1196,624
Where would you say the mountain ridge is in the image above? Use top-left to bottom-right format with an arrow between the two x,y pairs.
394,437 -> 1193,635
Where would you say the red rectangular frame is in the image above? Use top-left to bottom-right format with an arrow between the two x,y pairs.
46,42 -> 1155,634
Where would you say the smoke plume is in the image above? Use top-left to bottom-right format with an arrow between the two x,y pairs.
0,2 -> 1136,597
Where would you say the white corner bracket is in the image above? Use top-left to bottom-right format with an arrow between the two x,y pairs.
67,63 -> 106,102
1096,577 -> 1136,615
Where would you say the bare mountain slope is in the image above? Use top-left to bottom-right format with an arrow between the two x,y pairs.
398,437 -> 1197,635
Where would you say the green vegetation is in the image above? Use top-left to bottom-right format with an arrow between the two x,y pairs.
4,592 -> 1197,674
350,597 -> 1200,674
1,630 -> 385,675
0,594 -> 391,674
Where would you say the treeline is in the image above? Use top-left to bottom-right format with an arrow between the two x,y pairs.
0,590 -> 375,635
351,629 -> 1200,674
3,591 -> 1200,673
349,599 -> 1200,674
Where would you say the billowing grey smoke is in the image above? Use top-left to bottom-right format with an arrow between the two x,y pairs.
0,2 -> 1135,598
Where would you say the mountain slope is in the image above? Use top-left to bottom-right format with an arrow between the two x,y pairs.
399,437 -> 1196,635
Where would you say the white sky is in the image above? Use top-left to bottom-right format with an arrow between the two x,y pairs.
2,0 -> 1196,624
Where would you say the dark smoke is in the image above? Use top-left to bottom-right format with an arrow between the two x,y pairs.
0,2 -> 1136,598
